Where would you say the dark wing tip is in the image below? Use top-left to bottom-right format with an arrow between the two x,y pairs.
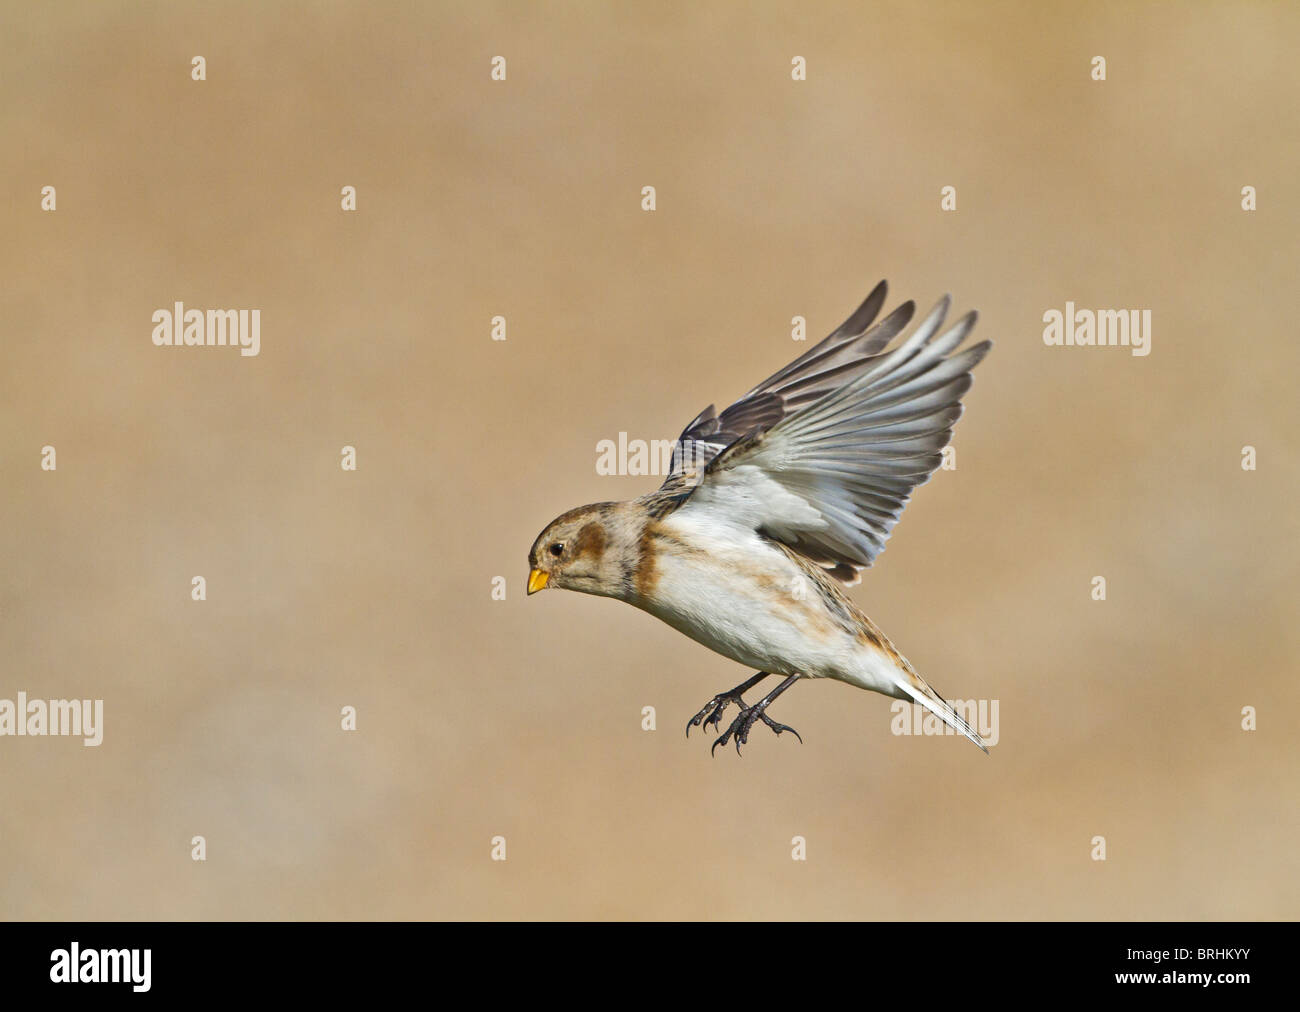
829,280 -> 890,341
888,299 -> 917,330
964,338 -> 994,368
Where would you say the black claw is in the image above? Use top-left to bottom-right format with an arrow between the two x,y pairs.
686,692 -> 742,738
710,727 -> 731,756
760,712 -> 803,743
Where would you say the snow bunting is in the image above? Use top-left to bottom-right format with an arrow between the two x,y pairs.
528,281 -> 991,754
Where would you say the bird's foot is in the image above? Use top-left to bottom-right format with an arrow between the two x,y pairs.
711,702 -> 802,756
686,690 -> 748,738
685,671 -> 771,739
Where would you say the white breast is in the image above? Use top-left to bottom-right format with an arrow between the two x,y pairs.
638,510 -> 862,679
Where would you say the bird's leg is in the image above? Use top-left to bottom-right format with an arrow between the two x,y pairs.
712,675 -> 803,756
685,671 -> 770,738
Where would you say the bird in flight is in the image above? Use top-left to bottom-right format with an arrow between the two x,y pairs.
527,281 -> 992,754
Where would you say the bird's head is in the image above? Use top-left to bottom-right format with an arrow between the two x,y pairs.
527,502 -> 630,599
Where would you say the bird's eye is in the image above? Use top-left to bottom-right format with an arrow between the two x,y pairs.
549,542 -> 564,557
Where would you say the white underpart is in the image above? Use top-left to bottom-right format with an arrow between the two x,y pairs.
641,505 -> 904,697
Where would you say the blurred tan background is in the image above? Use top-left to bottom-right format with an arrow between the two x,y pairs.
2,1 -> 1297,920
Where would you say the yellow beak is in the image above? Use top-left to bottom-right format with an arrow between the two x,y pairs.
527,569 -> 550,595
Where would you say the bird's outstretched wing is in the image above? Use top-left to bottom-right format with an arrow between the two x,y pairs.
650,281 -> 990,581
662,280 -> 901,477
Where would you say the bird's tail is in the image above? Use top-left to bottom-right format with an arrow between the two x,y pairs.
846,610 -> 989,753
891,662 -> 989,754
